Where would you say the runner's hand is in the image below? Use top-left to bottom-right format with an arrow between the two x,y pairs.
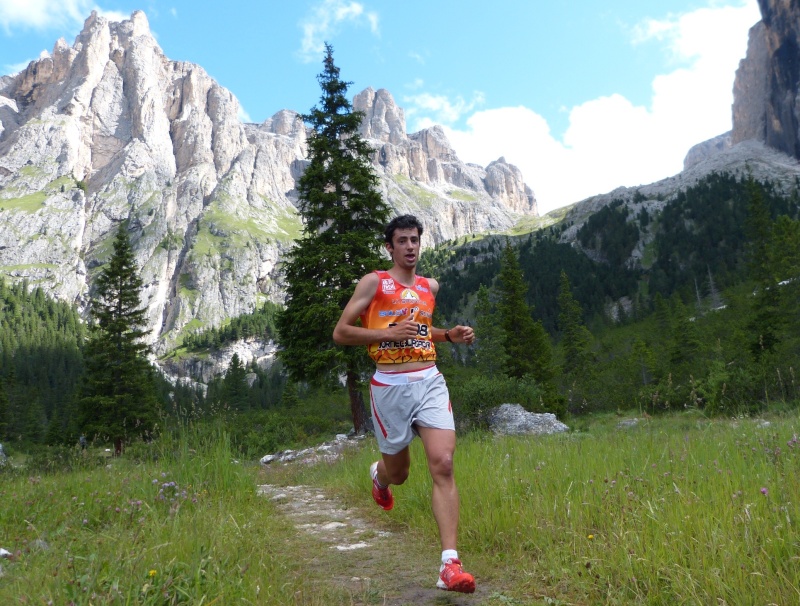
386,314 -> 419,341
448,325 -> 475,345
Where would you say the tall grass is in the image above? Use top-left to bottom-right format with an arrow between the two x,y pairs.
309,411 -> 800,604
4,412 -> 800,604
0,425 -> 341,605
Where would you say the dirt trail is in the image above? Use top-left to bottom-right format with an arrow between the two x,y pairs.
258,479 -> 498,605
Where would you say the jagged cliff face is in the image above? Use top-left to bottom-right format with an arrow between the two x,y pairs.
0,11 -> 536,353
353,88 -> 536,241
732,0 -> 800,158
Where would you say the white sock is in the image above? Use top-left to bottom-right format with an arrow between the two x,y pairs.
372,471 -> 388,489
442,549 -> 458,563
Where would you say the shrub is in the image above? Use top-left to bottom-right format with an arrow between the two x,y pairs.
23,444 -> 100,474
450,374 -> 545,429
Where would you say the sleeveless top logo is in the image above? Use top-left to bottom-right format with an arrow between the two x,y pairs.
361,270 -> 437,364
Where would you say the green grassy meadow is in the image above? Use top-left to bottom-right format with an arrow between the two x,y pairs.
2,411 -> 799,604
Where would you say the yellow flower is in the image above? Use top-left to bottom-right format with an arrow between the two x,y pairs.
587,534 -> 594,540
148,569 -> 157,577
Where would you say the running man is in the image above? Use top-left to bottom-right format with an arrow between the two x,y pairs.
333,214 -> 476,593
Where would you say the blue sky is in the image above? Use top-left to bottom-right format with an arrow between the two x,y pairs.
0,0 -> 761,213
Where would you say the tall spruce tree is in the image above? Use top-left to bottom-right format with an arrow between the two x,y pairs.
276,44 -> 390,433
473,284 -> 507,378
496,242 -> 554,388
556,270 -> 593,376
745,178 -> 783,357
78,225 -> 159,454
223,353 -> 250,412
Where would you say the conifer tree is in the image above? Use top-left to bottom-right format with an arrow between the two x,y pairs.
78,225 -> 159,454
706,266 -> 725,311
632,337 -> 656,386
556,271 -> 593,376
745,178 -> 783,357
769,215 -> 800,329
276,43 -> 390,433
0,379 -> 8,440
223,353 -> 250,412
473,284 -> 507,378
669,296 -> 701,371
496,242 -> 554,388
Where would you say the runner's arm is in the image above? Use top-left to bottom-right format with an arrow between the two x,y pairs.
333,274 -> 419,346
426,279 -> 475,345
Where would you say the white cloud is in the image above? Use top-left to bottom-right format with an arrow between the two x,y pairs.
409,1 -> 761,215
408,51 -> 425,65
4,57 -> 37,74
403,91 -> 485,129
0,0 -> 125,32
238,105 -> 252,124
298,0 -> 379,63
97,9 -> 129,23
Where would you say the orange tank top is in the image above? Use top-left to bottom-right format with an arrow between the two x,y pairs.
360,270 -> 437,364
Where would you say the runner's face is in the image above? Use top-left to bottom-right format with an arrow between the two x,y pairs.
386,227 -> 420,270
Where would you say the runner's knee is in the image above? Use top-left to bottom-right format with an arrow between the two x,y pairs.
428,452 -> 454,480
386,467 -> 410,485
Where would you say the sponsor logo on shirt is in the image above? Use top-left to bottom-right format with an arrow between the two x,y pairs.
379,306 -> 420,318
399,288 -> 419,302
378,339 -> 434,350
381,278 -> 396,294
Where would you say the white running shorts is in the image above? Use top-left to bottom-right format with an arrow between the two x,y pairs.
369,364 -> 455,455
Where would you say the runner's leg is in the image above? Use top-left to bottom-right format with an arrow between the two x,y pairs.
417,426 -> 458,550
377,446 -> 411,486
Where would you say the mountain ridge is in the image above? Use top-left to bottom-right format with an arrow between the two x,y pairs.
0,10 -> 535,353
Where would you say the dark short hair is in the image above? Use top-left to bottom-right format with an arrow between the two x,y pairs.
384,215 -> 424,244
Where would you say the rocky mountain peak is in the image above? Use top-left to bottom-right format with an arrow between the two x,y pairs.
0,11 -> 536,353
354,87 -> 406,144
732,0 -> 800,158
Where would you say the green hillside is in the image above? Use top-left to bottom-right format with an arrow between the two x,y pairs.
1,172 -> 798,451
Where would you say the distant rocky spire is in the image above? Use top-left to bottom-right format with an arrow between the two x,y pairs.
732,0 -> 800,159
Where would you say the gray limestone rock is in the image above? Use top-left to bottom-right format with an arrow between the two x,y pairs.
683,132 -> 732,170
486,404 -> 569,436
732,1 -> 800,158
353,87 -> 538,242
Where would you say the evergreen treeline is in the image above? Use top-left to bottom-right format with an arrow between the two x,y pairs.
2,167 -> 799,456
429,173 -> 800,418
182,301 -> 281,351
577,199 -> 641,267
428,172 -> 800,332
431,232 -> 640,333
0,279 -> 85,444
646,173 -> 798,300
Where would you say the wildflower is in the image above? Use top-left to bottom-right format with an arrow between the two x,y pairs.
760,487 -> 768,496
587,534 -> 594,540
148,569 -> 157,577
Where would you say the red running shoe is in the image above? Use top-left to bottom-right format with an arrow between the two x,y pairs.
437,558 -> 476,593
370,461 -> 393,511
